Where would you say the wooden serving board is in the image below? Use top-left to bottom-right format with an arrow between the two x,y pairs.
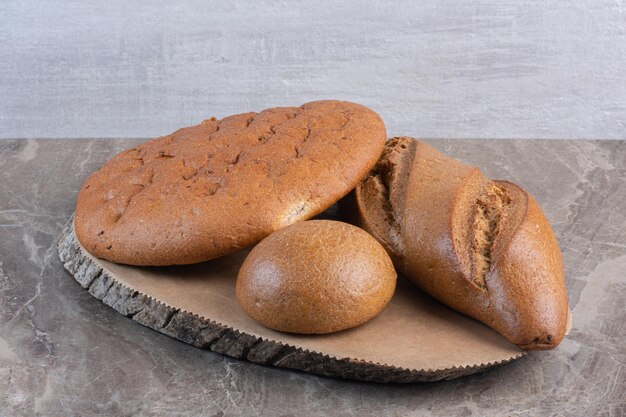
58,216 -> 526,383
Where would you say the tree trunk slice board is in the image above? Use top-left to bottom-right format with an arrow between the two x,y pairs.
58,216 -> 526,383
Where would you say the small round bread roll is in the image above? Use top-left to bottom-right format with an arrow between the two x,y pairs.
236,220 -> 397,334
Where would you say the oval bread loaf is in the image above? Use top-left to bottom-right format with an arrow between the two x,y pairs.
75,101 -> 386,266
349,137 -> 569,350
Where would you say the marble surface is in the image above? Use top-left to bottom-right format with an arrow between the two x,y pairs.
0,138 -> 624,416
2,1 -> 626,140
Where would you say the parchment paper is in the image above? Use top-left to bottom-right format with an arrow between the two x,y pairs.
73,223 -> 527,372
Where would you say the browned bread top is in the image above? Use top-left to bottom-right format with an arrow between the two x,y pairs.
236,220 -> 397,334
75,100 -> 386,266
352,137 -> 569,350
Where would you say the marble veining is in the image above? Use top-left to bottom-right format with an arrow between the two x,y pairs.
2,1 -> 626,141
0,139 -> 624,416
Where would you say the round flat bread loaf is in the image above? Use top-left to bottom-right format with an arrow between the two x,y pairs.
75,100 -> 386,265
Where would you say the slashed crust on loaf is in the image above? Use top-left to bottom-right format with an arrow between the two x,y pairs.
350,138 -> 568,350
354,137 -> 415,261
357,137 -> 520,293
471,183 -> 510,289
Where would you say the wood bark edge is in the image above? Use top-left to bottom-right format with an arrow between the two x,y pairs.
57,215 -> 518,383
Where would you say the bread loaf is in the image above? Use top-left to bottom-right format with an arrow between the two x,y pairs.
348,137 -> 569,350
75,100 -> 386,266
236,220 -> 397,334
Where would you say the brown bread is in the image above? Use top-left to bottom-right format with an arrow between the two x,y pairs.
349,137 -> 569,350
75,101 -> 386,266
236,220 -> 397,334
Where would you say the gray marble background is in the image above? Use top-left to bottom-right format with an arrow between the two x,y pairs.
1,0 -> 625,140
1,139 -> 624,416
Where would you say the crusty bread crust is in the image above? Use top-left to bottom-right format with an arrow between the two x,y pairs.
351,137 -> 568,350
75,101 -> 386,265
